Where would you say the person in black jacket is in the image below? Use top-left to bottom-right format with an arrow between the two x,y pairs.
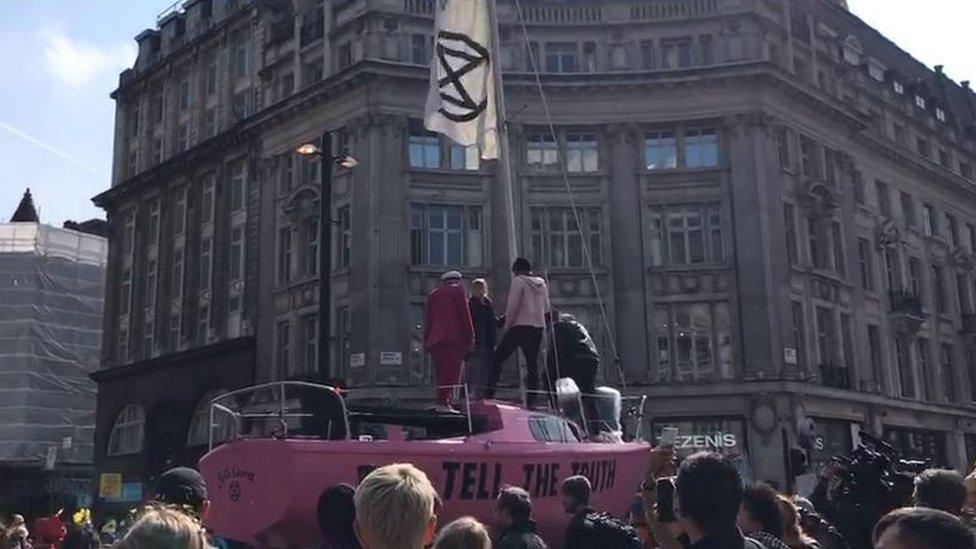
546,313 -> 601,428
494,486 -> 548,549
562,476 -> 597,548
468,278 -> 500,395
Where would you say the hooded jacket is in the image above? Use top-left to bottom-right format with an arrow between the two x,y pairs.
504,275 -> 550,330
424,279 -> 475,350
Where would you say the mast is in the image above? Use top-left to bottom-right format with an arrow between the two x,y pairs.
487,0 -> 518,264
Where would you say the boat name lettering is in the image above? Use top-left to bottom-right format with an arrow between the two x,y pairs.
216,466 -> 255,490
441,462 -> 502,501
674,433 -> 737,450
569,459 -> 617,493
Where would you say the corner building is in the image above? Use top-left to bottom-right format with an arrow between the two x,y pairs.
93,0 -> 976,503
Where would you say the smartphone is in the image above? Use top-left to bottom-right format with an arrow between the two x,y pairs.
659,426 -> 679,447
656,477 -> 677,522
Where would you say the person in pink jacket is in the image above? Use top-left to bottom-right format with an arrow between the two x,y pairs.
425,270 -> 475,408
484,257 -> 551,405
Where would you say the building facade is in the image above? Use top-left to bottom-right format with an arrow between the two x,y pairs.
93,0 -> 976,501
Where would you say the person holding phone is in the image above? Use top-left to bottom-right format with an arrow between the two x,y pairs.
642,448 -> 772,549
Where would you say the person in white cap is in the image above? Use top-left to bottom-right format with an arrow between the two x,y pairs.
425,270 -> 474,408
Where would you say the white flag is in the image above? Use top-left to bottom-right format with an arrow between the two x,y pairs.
424,0 -> 499,160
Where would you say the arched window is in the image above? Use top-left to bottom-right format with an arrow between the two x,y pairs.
186,390 -> 232,447
107,404 -> 145,456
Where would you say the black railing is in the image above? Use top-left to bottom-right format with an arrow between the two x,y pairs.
962,312 -> 976,334
820,364 -> 851,390
889,289 -> 923,317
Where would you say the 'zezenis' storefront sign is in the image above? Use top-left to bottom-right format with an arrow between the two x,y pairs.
674,433 -> 738,450
652,417 -> 747,458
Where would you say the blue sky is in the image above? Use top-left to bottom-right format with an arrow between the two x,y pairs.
0,0 -> 974,225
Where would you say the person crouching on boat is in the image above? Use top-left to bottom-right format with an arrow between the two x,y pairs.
485,258 -> 551,407
546,312 -> 601,426
425,270 -> 475,410
468,278 -> 501,394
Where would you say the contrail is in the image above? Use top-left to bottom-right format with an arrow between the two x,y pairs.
0,120 -> 103,175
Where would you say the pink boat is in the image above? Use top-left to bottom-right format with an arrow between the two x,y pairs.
199,382 -> 648,547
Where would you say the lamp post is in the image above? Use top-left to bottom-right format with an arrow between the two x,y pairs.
296,132 -> 357,382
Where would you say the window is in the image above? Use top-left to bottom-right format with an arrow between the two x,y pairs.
908,257 -> 921,298
808,218 -> 824,269
337,307 -> 351,374
610,44 -> 628,70
409,126 -> 440,169
179,76 -> 193,109
791,301 -> 806,368
893,81 -> 904,94
901,191 -> 915,227
411,33 -> 430,64
644,131 -> 677,170
895,336 -> 914,398
230,225 -> 245,281
566,134 -> 598,172
824,149 -> 838,186
304,217 -> 318,277
527,133 -> 558,168
174,188 -> 187,234
203,108 -> 217,138
176,123 -> 190,152
582,42 -> 596,72
151,89 -> 164,123
230,160 -> 247,212
684,128 -> 718,168
107,405 -> 145,456
922,203 -> 937,237
884,248 -> 898,290
661,39 -> 692,69
118,328 -> 129,362
545,43 -> 577,73
700,35 -> 713,65
278,226 -> 292,284
172,247 -> 184,301
206,55 -> 218,96
410,204 -> 483,267
120,268 -> 132,316
868,325 -> 883,387
524,41 -> 540,71
121,210 -> 136,256
915,95 -> 926,109
946,213 -> 958,246
169,311 -> 182,351
143,319 -> 155,355
917,338 -> 933,401
876,180 -> 891,216
775,126 -> 791,168
970,223 -> 976,254
278,72 -> 294,101
276,320 -> 291,377
199,237 -> 212,291
127,149 -> 139,177
932,265 -> 946,313
232,90 -> 249,121
640,40 -> 655,70
857,238 -> 875,291
648,204 -> 723,266
338,206 -> 351,268
302,56 -> 324,85
936,108 -> 946,122
831,222 -> 845,276
892,123 -> 906,145
530,207 -> 602,268
302,316 -> 318,373
815,307 -> 835,365
233,33 -> 249,78
799,136 -> 820,178
147,198 -> 161,244
152,137 -> 163,164
961,162 -> 972,180
852,170 -> 865,205
785,204 -> 798,266
942,343 -> 956,402
916,137 -> 930,158
128,104 -> 140,138
338,42 -> 352,68
201,176 -> 215,224
198,304 -> 210,340
449,144 -> 479,171
145,259 -> 157,310
186,390 -> 232,446
841,314 -> 854,369
938,149 -> 949,168
278,155 -> 293,195
653,302 -> 733,381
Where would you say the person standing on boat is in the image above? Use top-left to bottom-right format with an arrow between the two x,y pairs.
468,278 -> 501,394
425,270 -> 475,408
485,258 -> 550,406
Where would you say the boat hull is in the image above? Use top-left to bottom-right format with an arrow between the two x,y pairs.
199,438 -> 648,547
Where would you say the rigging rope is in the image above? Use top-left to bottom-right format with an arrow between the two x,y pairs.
511,0 -> 628,392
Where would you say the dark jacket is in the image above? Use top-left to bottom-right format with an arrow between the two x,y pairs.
564,508 -> 598,549
469,296 -> 499,350
497,520 -> 548,549
546,319 -> 600,383
682,528 -> 769,549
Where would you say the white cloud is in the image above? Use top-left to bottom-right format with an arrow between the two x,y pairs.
39,27 -> 134,88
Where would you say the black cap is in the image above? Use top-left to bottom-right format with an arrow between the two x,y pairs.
512,257 -> 532,273
152,467 -> 208,507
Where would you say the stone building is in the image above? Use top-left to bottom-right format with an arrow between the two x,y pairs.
92,0 -> 976,504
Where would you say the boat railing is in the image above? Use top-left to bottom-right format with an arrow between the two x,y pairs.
208,381 -> 646,450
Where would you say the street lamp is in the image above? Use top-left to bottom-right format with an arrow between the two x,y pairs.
295,131 -> 358,383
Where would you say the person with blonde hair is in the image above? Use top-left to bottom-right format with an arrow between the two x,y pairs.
433,517 -> 491,549
114,507 -> 209,549
354,463 -> 438,549
4,514 -> 29,549
776,494 -> 819,549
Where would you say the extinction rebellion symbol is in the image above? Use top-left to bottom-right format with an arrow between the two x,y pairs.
435,30 -> 491,123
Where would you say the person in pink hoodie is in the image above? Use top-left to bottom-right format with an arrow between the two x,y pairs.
484,257 -> 551,405
425,270 -> 475,408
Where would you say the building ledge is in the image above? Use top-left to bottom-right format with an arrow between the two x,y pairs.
91,336 -> 254,383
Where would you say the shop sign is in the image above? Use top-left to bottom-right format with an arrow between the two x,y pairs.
783,347 -> 798,365
652,417 -> 747,458
350,352 -> 366,368
99,473 -> 123,499
380,351 -> 402,365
